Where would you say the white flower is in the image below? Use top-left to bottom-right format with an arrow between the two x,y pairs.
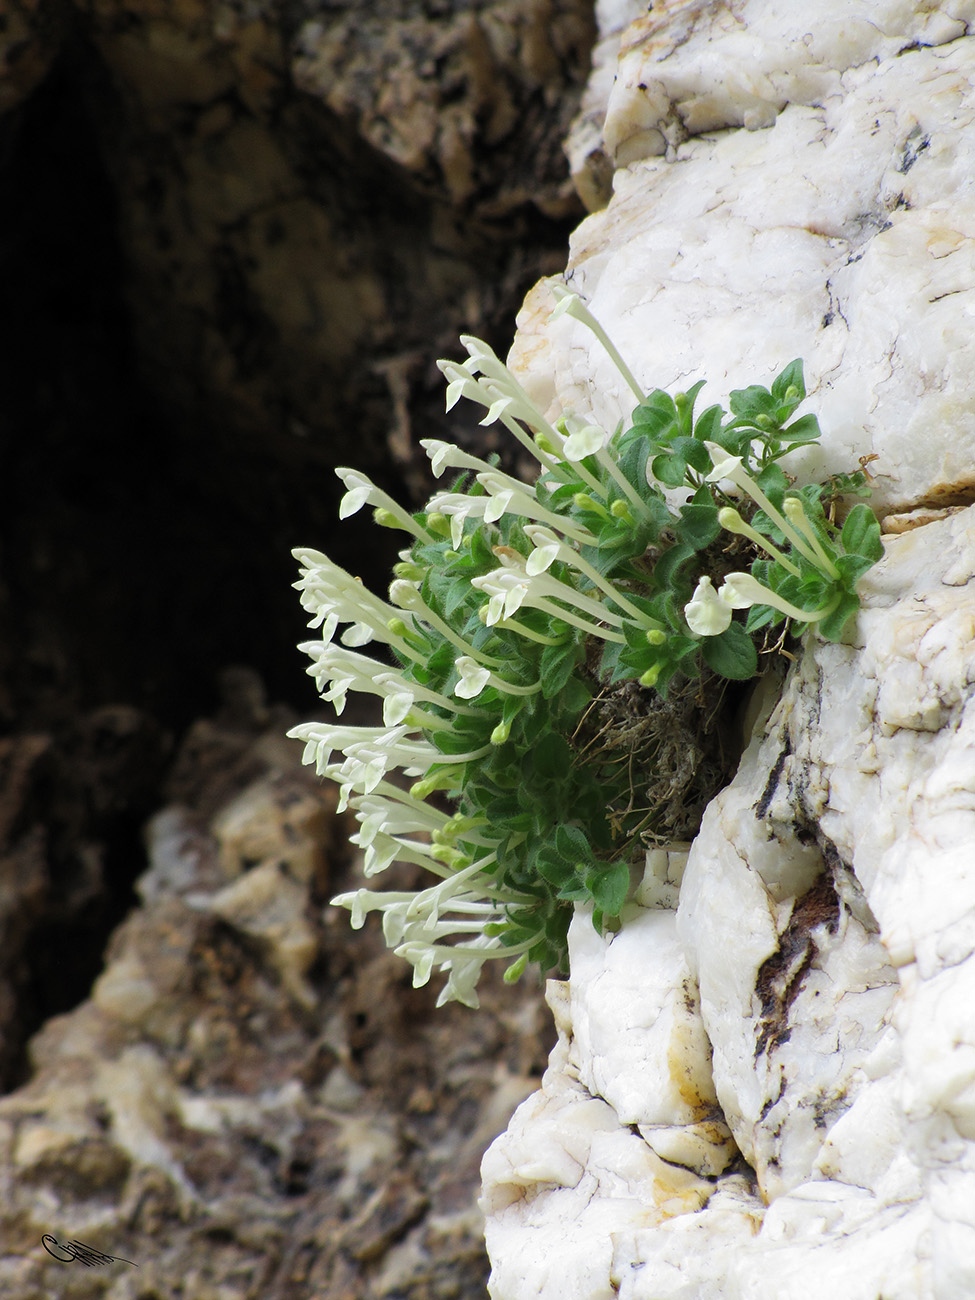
483,486 -> 515,524
436,950 -> 485,1009
718,571 -> 834,623
684,576 -> 734,636
419,438 -> 491,479
524,526 -> 561,575
397,941 -> 436,989
719,571 -> 769,609
454,657 -> 491,700
336,467 -> 375,519
471,570 -> 530,625
704,442 -> 748,485
562,423 -> 606,461
382,689 -> 415,726
339,622 -> 374,648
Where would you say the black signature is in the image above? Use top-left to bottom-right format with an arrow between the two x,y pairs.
41,1235 -> 138,1267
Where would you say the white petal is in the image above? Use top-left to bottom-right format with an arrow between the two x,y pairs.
454,657 -> 491,700
563,425 -> 605,460
482,489 -> 512,524
338,485 -> 371,519
383,691 -> 414,726
684,576 -> 733,636
341,622 -> 373,647
719,572 -> 765,609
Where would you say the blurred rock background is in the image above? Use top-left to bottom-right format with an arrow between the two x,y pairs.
0,1 -> 594,1293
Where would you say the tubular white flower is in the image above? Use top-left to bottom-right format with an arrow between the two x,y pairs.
292,549 -> 421,659
474,470 -> 595,544
419,438 -> 495,479
523,526 -> 664,631
388,577 -> 502,667
704,444 -> 839,578
717,507 -> 801,577
548,286 -> 646,403
719,572 -> 837,623
782,497 -> 840,577
524,526 -> 561,575
452,654 -> 540,701
472,569 -> 530,625
472,564 -> 625,644
436,351 -> 566,476
684,576 -> 733,636
335,468 -> 433,541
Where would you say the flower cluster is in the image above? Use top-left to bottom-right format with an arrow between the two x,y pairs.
290,291 -> 882,1006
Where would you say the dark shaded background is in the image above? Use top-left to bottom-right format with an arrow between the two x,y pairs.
0,0 -> 594,1088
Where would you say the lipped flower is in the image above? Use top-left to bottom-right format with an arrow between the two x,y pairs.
718,571 -> 838,623
684,576 -> 734,636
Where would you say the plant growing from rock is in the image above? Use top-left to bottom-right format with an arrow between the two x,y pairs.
290,291 -> 883,1007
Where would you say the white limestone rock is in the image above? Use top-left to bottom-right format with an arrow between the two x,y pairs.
567,0 -> 974,205
482,504 -> 975,1298
485,7 -> 975,1295
515,26 -> 975,514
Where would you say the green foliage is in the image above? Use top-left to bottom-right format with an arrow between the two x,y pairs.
291,303 -> 883,1007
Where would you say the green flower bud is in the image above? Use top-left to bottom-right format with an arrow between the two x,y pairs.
640,664 -> 662,688
645,629 -> 666,646
393,561 -> 426,582
755,414 -> 774,430
490,720 -> 511,745
373,507 -> 401,529
411,770 -> 461,800
426,512 -> 452,539
610,499 -> 634,524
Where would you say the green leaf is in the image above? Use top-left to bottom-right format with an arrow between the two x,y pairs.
817,591 -> 861,642
669,436 -> 711,474
841,503 -> 883,561
745,604 -> 779,633
677,501 -> 721,550
754,463 -> 788,502
693,403 -> 724,443
771,358 -> 805,404
485,794 -> 533,832
834,552 -> 877,587
650,451 -> 688,488
701,621 -> 758,680
555,823 -> 592,865
629,391 -> 678,438
729,384 -> 776,421
779,413 -> 821,445
539,640 -> 581,699
536,848 -> 575,887
532,732 -> 572,779
651,543 -> 695,594
585,860 -> 630,917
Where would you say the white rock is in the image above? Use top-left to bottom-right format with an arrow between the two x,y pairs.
485,7 -> 975,1296
518,37 -> 975,513
483,505 -> 975,1298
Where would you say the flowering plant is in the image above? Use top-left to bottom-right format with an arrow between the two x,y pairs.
290,292 -> 882,1006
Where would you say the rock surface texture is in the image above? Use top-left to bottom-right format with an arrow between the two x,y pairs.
482,3 -> 975,1297
0,692 -> 553,1298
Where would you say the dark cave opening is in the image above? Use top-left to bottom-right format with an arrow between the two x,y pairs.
0,29 -> 581,1089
